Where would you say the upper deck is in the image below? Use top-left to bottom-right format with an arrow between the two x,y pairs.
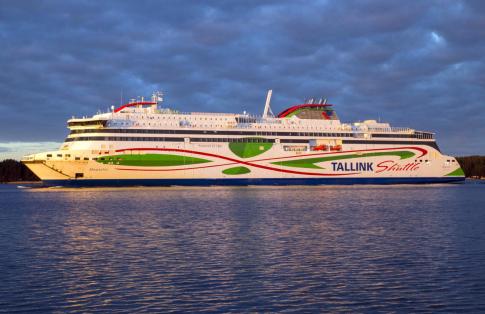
66,92 -> 435,141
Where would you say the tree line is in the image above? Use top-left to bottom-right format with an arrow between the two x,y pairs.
0,159 -> 40,182
456,156 -> 485,179
1,157 -> 484,182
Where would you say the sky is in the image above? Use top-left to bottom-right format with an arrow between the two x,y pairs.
1,0 -> 484,160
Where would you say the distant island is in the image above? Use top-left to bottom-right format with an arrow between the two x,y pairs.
455,156 -> 485,179
1,157 -> 484,182
0,159 -> 40,182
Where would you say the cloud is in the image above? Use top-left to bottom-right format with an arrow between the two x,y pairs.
0,0 -> 484,155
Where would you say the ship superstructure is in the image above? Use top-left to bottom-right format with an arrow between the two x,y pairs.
22,91 -> 464,186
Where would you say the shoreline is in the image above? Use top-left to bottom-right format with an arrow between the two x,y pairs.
1,181 -> 42,185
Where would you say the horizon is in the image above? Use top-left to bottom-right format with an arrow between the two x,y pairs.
1,0 -> 485,159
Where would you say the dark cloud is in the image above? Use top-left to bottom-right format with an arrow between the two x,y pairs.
0,0 -> 484,155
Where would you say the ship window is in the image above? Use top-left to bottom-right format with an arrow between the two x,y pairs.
57,154 -> 62,157
75,173 -> 84,178
47,154 -> 52,157
84,157 -> 89,160
75,157 -> 80,160
92,157 -> 98,161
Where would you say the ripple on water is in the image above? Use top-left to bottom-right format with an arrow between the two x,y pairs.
0,184 -> 484,312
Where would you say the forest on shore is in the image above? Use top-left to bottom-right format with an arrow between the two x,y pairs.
455,156 -> 485,179
1,157 -> 485,182
0,159 -> 40,182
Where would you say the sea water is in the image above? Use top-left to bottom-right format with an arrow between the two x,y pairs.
0,182 -> 484,313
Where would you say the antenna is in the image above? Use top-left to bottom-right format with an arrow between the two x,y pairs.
262,89 -> 273,118
151,91 -> 163,110
152,91 -> 163,103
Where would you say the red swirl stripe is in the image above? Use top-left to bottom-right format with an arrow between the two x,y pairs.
113,146 -> 428,176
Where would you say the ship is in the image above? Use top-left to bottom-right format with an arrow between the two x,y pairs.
22,91 -> 465,186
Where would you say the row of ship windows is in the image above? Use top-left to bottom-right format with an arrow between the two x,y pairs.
414,159 -> 456,163
130,124 -> 331,130
63,136 -> 440,150
65,137 -> 308,143
126,116 -> 233,121
47,154 -> 91,160
69,129 -> 355,137
73,122 -> 335,130
69,128 -> 432,139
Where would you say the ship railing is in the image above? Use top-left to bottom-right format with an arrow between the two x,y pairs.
188,112 -> 236,116
146,111 -> 236,116
236,118 -> 283,124
365,127 -> 415,133
414,131 -> 435,139
351,127 -> 435,139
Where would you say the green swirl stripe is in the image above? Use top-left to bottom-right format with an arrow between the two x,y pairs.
96,154 -> 211,167
272,151 -> 415,169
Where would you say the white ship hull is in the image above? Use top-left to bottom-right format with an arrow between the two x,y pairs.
22,91 -> 465,186
23,141 -> 464,186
